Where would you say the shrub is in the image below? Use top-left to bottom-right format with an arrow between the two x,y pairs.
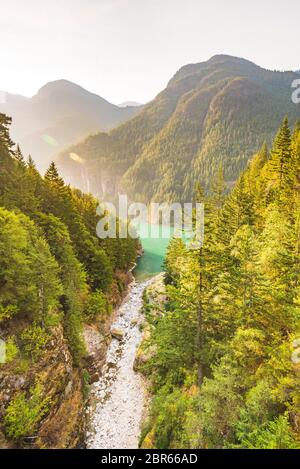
20,325 -> 50,361
62,293 -> 86,366
235,414 -> 299,449
82,368 -> 90,401
4,383 -> 52,439
5,336 -> 19,363
148,386 -> 192,449
0,304 -> 18,323
84,290 -> 107,322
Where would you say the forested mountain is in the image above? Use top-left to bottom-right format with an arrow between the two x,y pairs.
138,118 -> 300,449
0,80 -> 142,173
58,55 -> 300,203
0,114 -> 138,447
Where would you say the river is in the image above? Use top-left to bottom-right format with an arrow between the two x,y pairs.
85,278 -> 153,449
85,224 -> 170,449
133,222 -> 171,280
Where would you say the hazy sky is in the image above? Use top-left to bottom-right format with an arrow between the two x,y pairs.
0,0 -> 299,104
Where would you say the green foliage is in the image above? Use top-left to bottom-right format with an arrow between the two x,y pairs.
4,336 -> 19,363
84,290 -> 108,322
141,118 -> 300,449
0,304 -> 17,323
4,383 -> 51,440
0,208 -> 62,323
34,212 -> 87,364
234,414 -> 299,449
58,56 -> 300,204
0,114 -> 138,369
20,325 -> 50,361
0,114 -> 138,444
44,161 -> 65,189
82,368 -> 91,401
0,113 -> 14,158
62,293 -> 86,366
150,386 -> 193,449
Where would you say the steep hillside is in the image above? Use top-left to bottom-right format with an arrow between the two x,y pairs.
0,80 -> 142,172
138,118 -> 300,449
0,113 -> 138,448
58,55 -> 300,203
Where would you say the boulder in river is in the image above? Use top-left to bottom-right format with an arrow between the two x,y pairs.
111,327 -> 125,340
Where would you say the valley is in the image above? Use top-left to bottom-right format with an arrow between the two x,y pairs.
1,53 -> 300,451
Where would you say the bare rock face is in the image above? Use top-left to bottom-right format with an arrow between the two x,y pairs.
83,324 -> 108,383
83,325 -> 104,357
111,328 -> 125,341
0,325 -> 84,449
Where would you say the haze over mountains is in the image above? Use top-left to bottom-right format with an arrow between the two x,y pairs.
57,55 -> 300,203
118,101 -> 143,108
0,80 -> 142,172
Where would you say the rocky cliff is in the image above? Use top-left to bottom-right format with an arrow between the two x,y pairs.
0,325 -> 83,448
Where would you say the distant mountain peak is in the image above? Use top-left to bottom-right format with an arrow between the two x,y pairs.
208,54 -> 255,64
0,79 -> 141,172
35,79 -> 89,99
58,55 -> 300,203
169,54 -> 260,86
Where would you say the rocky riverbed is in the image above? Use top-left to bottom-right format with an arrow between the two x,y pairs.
85,279 -> 153,449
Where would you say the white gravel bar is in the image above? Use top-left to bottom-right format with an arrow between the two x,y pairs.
86,279 -> 152,449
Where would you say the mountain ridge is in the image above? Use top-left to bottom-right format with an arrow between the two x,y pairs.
0,80 -> 142,172
58,55 -> 300,203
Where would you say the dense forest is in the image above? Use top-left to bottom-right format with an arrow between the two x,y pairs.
2,107 -> 300,449
58,55 -> 300,204
139,117 -> 300,449
0,113 -> 138,446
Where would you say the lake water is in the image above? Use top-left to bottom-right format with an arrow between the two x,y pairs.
133,223 -> 172,281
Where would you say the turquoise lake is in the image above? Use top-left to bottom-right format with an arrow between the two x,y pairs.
133,223 -> 173,281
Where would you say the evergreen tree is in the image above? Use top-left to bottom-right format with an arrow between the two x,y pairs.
27,154 -> 36,170
14,144 -> 26,168
44,161 -> 65,190
269,116 -> 293,194
0,113 -> 14,158
141,118 -> 300,450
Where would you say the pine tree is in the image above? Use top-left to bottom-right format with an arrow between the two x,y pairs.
251,143 -> 269,174
218,174 -> 254,246
27,155 -> 37,170
14,144 -> 26,168
140,118 -> 300,450
270,116 -> 293,193
210,165 -> 226,213
44,162 -> 65,190
0,113 -> 14,158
